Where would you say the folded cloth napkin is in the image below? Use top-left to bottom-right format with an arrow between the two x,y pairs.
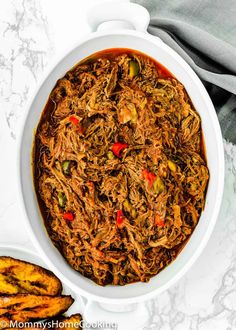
132,0 -> 236,143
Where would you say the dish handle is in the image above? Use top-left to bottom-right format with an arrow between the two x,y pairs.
81,298 -> 150,330
87,1 -> 150,33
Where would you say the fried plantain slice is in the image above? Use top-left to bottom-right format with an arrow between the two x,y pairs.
54,313 -> 82,330
0,257 -> 62,296
0,294 -> 73,327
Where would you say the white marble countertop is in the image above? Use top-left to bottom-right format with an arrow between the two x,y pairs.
0,1 -> 236,329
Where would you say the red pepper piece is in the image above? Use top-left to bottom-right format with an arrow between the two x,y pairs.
69,116 -> 79,126
69,116 -> 84,134
142,169 -> 157,188
116,210 -> 125,228
155,214 -> 165,227
63,212 -> 74,221
111,142 -> 128,158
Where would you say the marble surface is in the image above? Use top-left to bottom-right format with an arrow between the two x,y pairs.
0,1 -> 236,329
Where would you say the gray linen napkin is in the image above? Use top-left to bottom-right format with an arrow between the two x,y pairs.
132,0 -> 236,143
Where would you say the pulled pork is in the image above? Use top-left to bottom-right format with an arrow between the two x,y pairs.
33,49 -> 209,285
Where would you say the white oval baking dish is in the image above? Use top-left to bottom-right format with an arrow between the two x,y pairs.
18,1 -> 224,305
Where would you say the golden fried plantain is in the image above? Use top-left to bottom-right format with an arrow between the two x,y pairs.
0,257 -> 62,296
0,294 -> 73,326
54,313 -> 82,330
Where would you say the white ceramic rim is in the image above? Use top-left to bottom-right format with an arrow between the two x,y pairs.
17,27 -> 225,304
0,244 -> 38,258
